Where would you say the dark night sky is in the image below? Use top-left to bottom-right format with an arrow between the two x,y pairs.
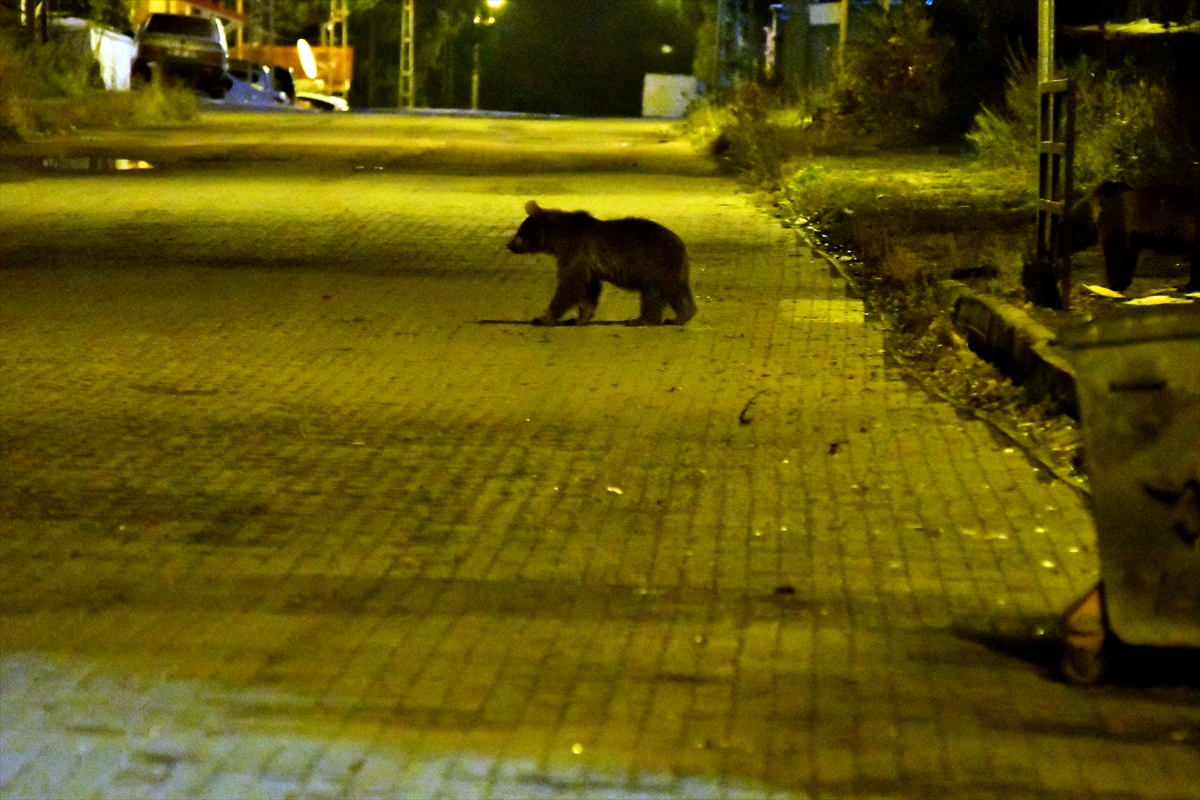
480,0 -> 696,117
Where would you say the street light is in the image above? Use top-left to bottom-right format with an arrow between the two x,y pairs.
399,0 -> 414,108
471,0 -> 505,110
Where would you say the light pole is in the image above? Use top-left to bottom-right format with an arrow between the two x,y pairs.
399,0 -> 414,108
471,0 -> 505,111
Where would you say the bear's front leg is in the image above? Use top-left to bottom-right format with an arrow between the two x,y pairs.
533,280 -> 586,326
575,278 -> 603,325
1102,239 -> 1137,291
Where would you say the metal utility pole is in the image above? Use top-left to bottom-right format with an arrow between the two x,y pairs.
235,0 -> 244,50
1038,0 -> 1054,83
471,43 -> 481,110
470,3 -> 503,111
322,0 -> 349,48
715,0 -> 744,88
1035,0 -> 1076,309
837,0 -> 849,76
399,0 -> 415,108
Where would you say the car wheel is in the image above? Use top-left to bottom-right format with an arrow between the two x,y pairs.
131,62 -> 153,89
207,75 -> 233,99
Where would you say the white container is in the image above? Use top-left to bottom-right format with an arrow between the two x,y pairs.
641,74 -> 699,119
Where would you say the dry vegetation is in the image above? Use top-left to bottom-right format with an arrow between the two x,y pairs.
684,2 -> 1197,491
1,27 -> 197,141
767,154 -> 1088,486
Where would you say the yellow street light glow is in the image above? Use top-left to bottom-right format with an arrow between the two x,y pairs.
487,0 -> 505,8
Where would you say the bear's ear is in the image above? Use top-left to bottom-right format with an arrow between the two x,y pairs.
525,200 -> 542,216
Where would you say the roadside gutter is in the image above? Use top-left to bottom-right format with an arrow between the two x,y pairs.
941,280 -> 1078,419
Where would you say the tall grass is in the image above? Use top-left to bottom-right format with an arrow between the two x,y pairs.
684,83 -> 814,185
965,48 -> 1038,170
968,53 -> 1199,190
1,27 -> 196,141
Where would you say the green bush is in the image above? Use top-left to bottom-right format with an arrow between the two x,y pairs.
966,49 -> 1037,169
684,83 -> 816,185
968,53 -> 1199,190
1072,64 -> 1197,189
839,0 -> 950,147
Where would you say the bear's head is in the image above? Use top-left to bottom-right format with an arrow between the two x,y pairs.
507,200 -> 598,256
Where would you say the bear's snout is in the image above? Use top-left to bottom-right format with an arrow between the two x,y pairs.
507,234 -> 529,253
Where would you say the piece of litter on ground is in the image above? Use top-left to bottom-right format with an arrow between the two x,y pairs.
1125,295 -> 1192,305
606,486 -> 623,495
1083,284 -> 1125,298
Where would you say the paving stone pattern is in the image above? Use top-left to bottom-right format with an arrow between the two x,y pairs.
1,118 -> 1197,799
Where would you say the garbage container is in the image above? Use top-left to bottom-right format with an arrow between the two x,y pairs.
1060,306 -> 1200,680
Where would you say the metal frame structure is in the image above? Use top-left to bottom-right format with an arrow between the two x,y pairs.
399,0 -> 414,108
1035,0 -> 1076,310
1037,78 -> 1076,310
321,0 -> 348,49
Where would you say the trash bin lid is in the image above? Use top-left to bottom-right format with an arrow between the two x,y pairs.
1060,305 -> 1200,350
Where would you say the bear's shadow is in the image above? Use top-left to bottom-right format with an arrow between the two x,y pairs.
477,319 -> 626,326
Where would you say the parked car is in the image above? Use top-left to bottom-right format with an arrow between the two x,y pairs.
224,59 -> 294,107
132,13 -> 229,98
272,65 -> 296,104
295,92 -> 349,112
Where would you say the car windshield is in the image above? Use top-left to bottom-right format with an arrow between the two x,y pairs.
145,15 -> 217,39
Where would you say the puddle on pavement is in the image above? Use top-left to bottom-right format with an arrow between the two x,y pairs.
41,157 -> 154,172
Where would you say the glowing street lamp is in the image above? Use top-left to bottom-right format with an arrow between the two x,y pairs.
472,0 -> 506,110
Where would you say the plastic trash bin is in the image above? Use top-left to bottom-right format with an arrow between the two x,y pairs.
1059,306 -> 1200,681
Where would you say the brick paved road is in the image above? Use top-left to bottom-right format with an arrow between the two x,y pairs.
1,114 -> 1197,799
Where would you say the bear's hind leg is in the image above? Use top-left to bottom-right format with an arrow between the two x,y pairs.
628,287 -> 665,326
664,285 -> 696,325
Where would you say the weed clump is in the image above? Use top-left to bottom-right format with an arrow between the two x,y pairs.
965,49 -> 1038,171
684,83 -> 823,187
968,53 -> 1200,190
1,27 -> 196,141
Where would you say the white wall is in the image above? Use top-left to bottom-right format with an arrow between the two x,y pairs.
642,74 -> 700,119
90,26 -> 136,90
51,18 -> 136,91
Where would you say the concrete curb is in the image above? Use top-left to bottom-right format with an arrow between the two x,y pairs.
785,217 -> 1080,419
941,280 -> 1078,419
785,223 -> 1087,493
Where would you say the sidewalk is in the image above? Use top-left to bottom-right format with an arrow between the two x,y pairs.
1,114 -> 1197,799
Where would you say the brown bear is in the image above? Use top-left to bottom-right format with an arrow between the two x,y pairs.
506,200 -> 697,326
1072,181 -> 1199,291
